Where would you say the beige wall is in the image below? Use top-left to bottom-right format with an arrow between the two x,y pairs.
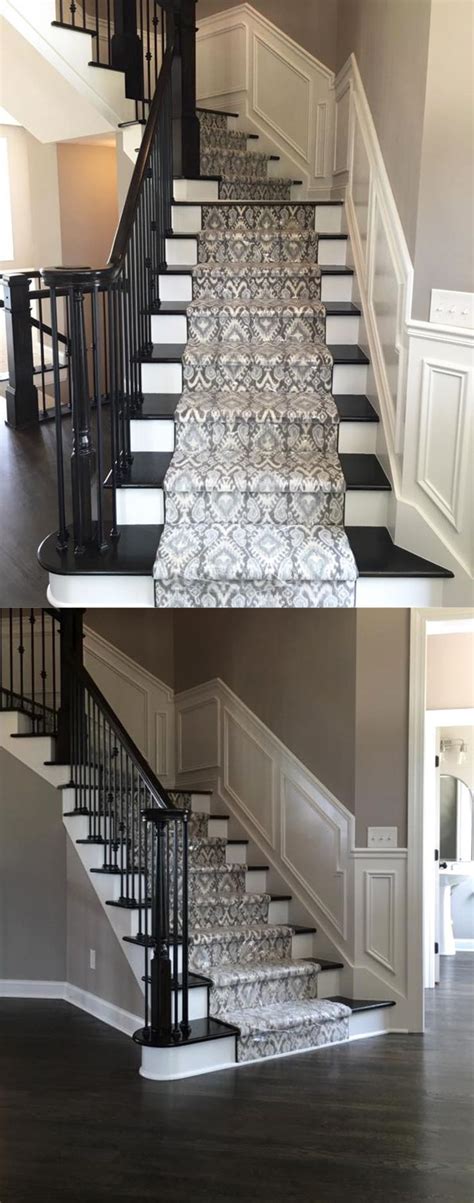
355,610 -> 410,845
427,633 -> 474,710
413,0 -> 474,318
336,0 -> 432,261
0,123 -> 62,273
0,750 -> 66,981
57,142 -> 118,268
86,609 -> 175,688
197,0 -> 339,68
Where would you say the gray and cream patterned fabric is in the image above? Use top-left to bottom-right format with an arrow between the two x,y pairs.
153,107 -> 358,607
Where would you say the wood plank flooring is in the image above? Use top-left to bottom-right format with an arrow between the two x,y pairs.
0,955 -> 472,1202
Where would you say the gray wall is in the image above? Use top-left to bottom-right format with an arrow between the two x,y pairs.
66,843 -> 143,1016
355,610 -> 410,845
0,750 -> 66,981
197,0 -> 339,68
413,0 -> 474,318
86,609 -> 175,688
336,0 -> 432,261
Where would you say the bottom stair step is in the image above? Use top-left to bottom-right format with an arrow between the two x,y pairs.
220,998 -> 352,1064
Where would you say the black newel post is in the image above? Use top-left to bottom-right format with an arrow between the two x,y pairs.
150,815 -> 172,1042
111,0 -> 144,100
3,274 -> 39,429
69,287 -> 96,554
171,0 -> 200,179
56,609 -> 84,766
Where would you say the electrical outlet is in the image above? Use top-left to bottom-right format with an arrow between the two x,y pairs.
89,949 -> 96,970
367,826 -> 398,849
430,289 -> 474,330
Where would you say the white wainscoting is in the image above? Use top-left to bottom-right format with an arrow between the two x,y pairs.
175,677 -> 413,1023
83,628 -> 175,785
334,55 -> 473,589
196,3 -> 335,197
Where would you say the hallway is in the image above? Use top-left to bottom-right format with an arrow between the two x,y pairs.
0,956 -> 472,1203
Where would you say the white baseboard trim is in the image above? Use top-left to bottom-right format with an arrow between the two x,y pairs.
0,979 -> 65,999
454,939 -> 474,951
0,979 -> 142,1036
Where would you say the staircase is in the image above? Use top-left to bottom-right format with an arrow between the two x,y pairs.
3,4 -> 449,606
0,610 -> 395,1080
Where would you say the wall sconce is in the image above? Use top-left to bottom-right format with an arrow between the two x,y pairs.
440,738 -> 468,765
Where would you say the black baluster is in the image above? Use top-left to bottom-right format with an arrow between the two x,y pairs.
29,610 -> 36,725
18,610 -> 24,709
172,820 -> 180,1040
8,610 -> 13,707
150,814 -> 172,1042
69,285 -> 95,553
41,611 -> 46,734
50,289 -> 69,550
91,285 -> 107,551
180,809 -> 190,1036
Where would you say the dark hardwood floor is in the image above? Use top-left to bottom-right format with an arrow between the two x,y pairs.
0,955 -> 472,1203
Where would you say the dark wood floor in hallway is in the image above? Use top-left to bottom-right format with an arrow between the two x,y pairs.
0,955 -> 472,1203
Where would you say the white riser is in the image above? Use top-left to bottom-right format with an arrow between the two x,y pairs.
207,818 -> 228,838
349,1007 -> 394,1038
292,931 -> 315,958
356,577 -> 444,607
344,490 -> 389,526
226,843 -> 247,865
61,787 -> 76,815
316,969 -> 343,998
268,899 -> 290,924
246,868 -> 268,894
166,237 -> 198,268
158,273 -> 193,303
189,793 -> 212,814
333,363 -> 368,394
151,314 -> 188,344
172,205 -> 203,234
173,179 -> 219,202
141,362 -> 182,394
90,871 -> 146,905
321,274 -> 353,302
315,205 -> 343,234
318,240 -> 347,266
326,315 -> 360,344
6,735 -> 70,787
130,418 -> 175,452
338,422 -> 378,454
116,488 -> 165,526
140,1034 -> 236,1080
47,574 -> 155,608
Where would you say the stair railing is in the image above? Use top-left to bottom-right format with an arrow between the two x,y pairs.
0,608 -> 61,734
35,0 -> 199,562
1,274 -> 73,427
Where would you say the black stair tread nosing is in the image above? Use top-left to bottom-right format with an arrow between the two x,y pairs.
135,395 -> 181,419
329,345 -> 370,365
318,233 -> 348,241
315,201 -> 344,206
345,527 -> 454,579
38,525 -> 162,577
340,454 -> 391,491
10,732 -> 53,739
63,809 -> 90,817
133,1016 -> 240,1048
88,60 -> 124,73
142,972 -> 213,989
208,812 -> 229,818
335,395 -> 379,423
91,866 -> 144,876
196,106 -> 240,118
136,344 -> 185,363
51,21 -> 97,35
292,925 -> 317,935
167,233 -> 198,241
246,864 -> 269,871
171,200 -> 320,208
328,996 -> 396,1012
320,265 -> 354,275
174,174 -> 222,182
227,838 -> 249,845
104,452 -> 172,490
313,959 -> 345,972
152,301 -> 190,314
270,895 -> 292,902
324,302 -> 361,316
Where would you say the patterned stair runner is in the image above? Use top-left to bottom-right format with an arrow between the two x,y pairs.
154,110 -> 358,607
167,795 -> 351,1064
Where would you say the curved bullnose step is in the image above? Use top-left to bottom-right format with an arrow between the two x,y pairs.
134,1016 -> 240,1081
38,525 -> 162,607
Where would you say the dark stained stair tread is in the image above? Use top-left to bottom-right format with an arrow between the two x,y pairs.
346,526 -> 454,578
38,526 -> 162,577
320,265 -> 354,275
335,395 -> 379,422
329,345 -> 370,364
137,394 -> 181,418
324,302 -> 361,316
135,344 -> 185,363
104,453 -> 172,490
340,454 -> 391,491
327,996 -> 396,1012
133,1016 -> 240,1048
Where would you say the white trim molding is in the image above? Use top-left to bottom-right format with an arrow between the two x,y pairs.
196,3 -> 335,197
334,55 -> 474,593
0,979 -> 142,1036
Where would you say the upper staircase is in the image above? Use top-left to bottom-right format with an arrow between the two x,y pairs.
1,3 -> 453,606
0,608 -> 395,1078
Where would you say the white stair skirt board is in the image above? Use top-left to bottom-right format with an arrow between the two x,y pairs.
338,422 -> 378,454
130,418 -> 175,453
245,868 -> 268,894
151,314 -> 188,344
321,275 -> 353,303
355,577 -> 444,608
141,362 -> 182,394
332,364 -> 368,394
173,179 -> 219,202
344,490 -> 389,527
172,205 -> 203,234
315,206 -> 343,234
47,574 -> 155,608
326,315 -> 360,344
165,237 -> 198,268
139,1035 -> 237,1081
116,488 -> 165,526
158,273 -> 193,303
318,241 -> 347,267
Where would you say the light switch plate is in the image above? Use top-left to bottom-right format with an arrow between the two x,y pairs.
368,826 -> 398,849
430,289 -> 474,330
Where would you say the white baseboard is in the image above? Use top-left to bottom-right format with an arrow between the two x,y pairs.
0,979 -> 142,1036
454,939 -> 474,951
